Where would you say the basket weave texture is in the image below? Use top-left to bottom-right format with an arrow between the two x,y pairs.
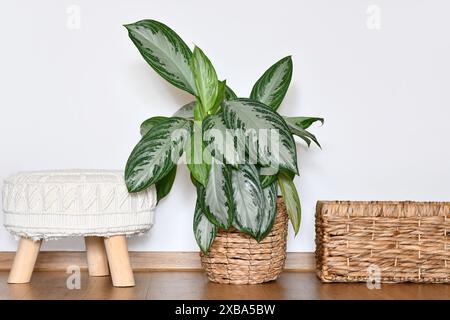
201,198 -> 288,284
316,201 -> 450,283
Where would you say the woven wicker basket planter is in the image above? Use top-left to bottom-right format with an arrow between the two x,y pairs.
316,201 -> 450,283
200,198 -> 288,284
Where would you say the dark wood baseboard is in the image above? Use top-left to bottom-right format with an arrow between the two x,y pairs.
0,251 -> 315,272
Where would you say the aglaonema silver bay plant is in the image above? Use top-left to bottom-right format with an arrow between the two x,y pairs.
124,19 -> 324,253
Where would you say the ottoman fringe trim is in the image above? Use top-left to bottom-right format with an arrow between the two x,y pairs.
4,210 -> 154,240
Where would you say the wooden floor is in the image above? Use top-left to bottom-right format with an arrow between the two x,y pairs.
0,271 -> 448,300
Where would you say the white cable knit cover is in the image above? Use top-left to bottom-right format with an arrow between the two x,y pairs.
2,170 -> 156,240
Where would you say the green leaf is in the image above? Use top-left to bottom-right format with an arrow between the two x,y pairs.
203,160 -> 234,229
186,122 -> 210,186
224,85 -> 237,100
193,101 -> 205,122
173,101 -> 195,119
222,98 -> 298,175
203,114 -> 242,166
188,163 -> 210,186
125,117 -> 191,192
209,80 -> 226,114
284,117 -> 322,148
190,173 -> 201,188
190,46 -> 218,114
140,116 -> 168,136
193,197 -> 217,253
250,56 -> 293,110
231,164 -> 265,239
155,166 -> 177,203
139,116 -> 177,202
299,129 -> 321,148
278,171 -> 301,235
284,116 -> 324,130
260,173 -> 277,188
125,20 -> 196,95
257,180 -> 278,241
170,87 -> 238,121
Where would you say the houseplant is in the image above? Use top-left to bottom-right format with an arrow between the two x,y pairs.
124,19 -> 323,284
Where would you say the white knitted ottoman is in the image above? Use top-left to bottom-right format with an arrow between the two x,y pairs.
2,170 -> 156,287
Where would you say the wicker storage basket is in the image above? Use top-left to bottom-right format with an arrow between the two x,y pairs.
200,198 -> 288,284
316,201 -> 450,283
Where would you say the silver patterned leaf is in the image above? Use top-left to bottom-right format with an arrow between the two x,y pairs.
173,101 -> 196,119
125,20 -> 196,95
138,116 -> 177,202
224,85 -> 237,100
204,159 -> 234,229
222,98 -> 298,175
284,116 -> 324,130
250,56 -> 292,110
257,180 -> 278,241
193,198 -> 217,253
260,172 -> 277,189
140,116 -> 169,136
231,164 -> 265,238
203,114 -> 243,166
284,116 -> 322,148
125,117 -> 191,192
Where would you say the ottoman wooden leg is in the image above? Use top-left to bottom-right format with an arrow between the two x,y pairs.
85,236 -> 110,276
8,238 -> 41,284
104,235 -> 135,287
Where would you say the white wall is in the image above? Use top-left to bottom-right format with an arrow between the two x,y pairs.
1,0 -> 449,252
